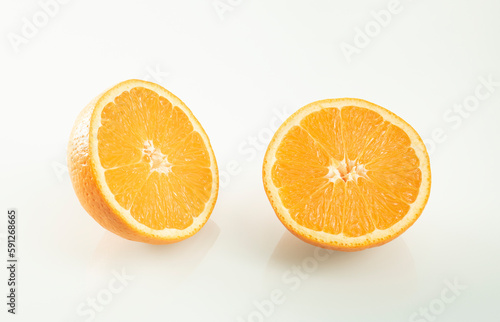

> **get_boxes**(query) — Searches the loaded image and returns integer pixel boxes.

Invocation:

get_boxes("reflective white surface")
[1,0,500,321]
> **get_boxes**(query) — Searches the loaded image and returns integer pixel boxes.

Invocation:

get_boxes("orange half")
[262,98,431,251]
[68,79,218,244]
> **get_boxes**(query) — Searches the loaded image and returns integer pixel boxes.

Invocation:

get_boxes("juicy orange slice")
[262,98,431,251]
[68,80,218,244]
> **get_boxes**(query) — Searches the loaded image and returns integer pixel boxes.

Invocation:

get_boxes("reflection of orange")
[68,80,218,244]
[263,99,431,251]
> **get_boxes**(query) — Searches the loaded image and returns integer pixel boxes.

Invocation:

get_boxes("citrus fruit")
[262,98,431,251]
[68,79,218,244]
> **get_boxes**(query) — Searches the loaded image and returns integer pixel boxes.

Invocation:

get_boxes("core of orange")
[68,79,218,244]
[262,98,431,251]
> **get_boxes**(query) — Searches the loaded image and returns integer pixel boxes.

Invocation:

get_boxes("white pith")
[142,140,173,175]
[263,98,431,248]
[89,80,218,240]
[326,159,368,183]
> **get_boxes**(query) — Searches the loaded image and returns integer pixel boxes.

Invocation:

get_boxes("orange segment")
[262,98,431,251]
[343,180,375,237]
[328,180,346,235]
[275,126,330,169]
[368,168,422,204]
[98,100,144,169]
[341,106,384,161]
[68,79,218,244]
[358,122,412,166]
[172,165,213,201]
[357,178,410,230]
[104,163,151,210]
[300,108,344,161]
[130,172,195,230]
[156,105,195,153]
[168,131,211,167]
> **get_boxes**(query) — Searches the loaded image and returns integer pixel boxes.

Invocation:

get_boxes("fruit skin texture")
[68,80,218,244]
[262,98,431,252]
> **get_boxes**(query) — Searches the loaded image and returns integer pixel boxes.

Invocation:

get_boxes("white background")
[1,0,500,321]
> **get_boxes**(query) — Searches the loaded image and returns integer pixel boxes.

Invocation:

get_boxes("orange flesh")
[271,106,421,237]
[97,87,212,230]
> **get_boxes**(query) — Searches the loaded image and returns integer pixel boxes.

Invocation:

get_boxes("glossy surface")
[1,1,499,321]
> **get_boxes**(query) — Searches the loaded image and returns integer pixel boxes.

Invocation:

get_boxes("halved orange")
[68,79,218,244]
[262,98,431,251]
